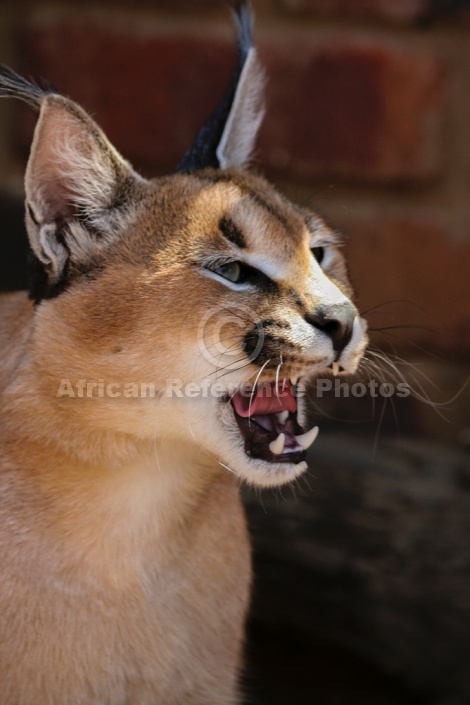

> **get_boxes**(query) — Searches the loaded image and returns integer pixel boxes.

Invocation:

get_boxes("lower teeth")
[269,433,285,455]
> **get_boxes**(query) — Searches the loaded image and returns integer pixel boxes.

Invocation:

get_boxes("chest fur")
[0,448,251,704]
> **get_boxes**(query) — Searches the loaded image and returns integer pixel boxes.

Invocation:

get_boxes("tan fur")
[0,46,368,705]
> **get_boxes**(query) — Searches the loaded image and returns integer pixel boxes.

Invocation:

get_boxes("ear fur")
[0,67,144,301]
[216,46,265,169]
[0,4,264,299]
[177,1,265,173]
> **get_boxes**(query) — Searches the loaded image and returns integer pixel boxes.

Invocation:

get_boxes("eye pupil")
[216,262,242,283]
[312,246,325,264]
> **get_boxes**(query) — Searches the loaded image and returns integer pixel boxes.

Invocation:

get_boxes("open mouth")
[230,379,318,464]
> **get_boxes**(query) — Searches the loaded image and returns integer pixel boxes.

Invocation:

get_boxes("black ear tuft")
[0,66,54,109]
[176,1,264,173]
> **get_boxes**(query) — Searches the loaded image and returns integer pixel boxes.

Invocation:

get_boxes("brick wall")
[0,0,469,439]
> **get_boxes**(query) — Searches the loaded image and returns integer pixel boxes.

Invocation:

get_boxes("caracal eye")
[215,262,243,283]
[311,246,325,265]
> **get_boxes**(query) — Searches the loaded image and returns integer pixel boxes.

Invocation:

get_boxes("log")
[243,433,470,704]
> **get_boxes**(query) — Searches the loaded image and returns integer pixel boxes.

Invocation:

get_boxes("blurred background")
[0,1,469,703]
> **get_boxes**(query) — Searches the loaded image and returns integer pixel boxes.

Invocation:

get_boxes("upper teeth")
[295,425,319,451]
[269,433,285,455]
[331,362,340,376]
[277,410,289,424]
[290,376,299,386]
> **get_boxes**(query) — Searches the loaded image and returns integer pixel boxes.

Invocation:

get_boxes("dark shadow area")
[0,194,29,292]
[244,621,420,705]
[243,431,470,705]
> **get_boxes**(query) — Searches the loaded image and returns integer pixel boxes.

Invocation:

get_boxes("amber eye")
[311,246,325,264]
[215,262,243,283]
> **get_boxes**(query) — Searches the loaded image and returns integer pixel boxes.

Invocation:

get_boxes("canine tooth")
[331,362,340,376]
[277,410,289,424]
[295,426,319,451]
[290,376,299,386]
[269,433,285,455]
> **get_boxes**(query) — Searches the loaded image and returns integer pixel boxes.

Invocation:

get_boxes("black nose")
[306,303,356,355]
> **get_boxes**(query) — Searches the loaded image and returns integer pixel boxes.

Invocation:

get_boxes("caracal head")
[0,3,367,486]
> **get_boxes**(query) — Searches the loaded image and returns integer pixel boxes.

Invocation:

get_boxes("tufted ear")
[177,1,265,173]
[0,67,144,301]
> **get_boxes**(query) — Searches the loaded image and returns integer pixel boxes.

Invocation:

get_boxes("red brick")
[19,20,236,173]
[149,0,224,6]
[341,215,470,353]
[278,0,431,23]
[19,22,445,183]
[258,39,444,182]
[146,0,221,5]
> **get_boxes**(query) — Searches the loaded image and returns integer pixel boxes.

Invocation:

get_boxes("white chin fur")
[148,395,310,487]
[236,458,309,488]
[211,399,310,488]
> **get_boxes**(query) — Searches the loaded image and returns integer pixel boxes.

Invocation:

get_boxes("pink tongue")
[232,380,297,418]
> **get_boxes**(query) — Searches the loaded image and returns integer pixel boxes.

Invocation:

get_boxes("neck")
[2,359,224,532]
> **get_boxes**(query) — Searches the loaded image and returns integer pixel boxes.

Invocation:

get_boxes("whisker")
[186,418,242,484]
[368,348,437,389]
[76,349,126,375]
[360,299,433,317]
[370,329,445,362]
[213,359,254,382]
[364,348,449,420]
[201,355,249,383]
[275,357,283,397]
[201,335,245,354]
[373,397,388,458]
[305,396,376,424]
[249,359,271,420]
[369,324,438,334]
[227,367,261,404]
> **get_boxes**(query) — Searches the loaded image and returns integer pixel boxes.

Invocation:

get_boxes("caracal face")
[40,168,367,487]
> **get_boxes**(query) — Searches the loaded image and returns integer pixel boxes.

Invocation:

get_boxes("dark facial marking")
[28,236,105,305]
[249,192,290,229]
[237,265,278,294]
[27,203,39,225]
[219,216,246,249]
[243,314,296,366]
[243,329,293,366]
[258,318,290,330]
[288,288,306,311]
[197,172,292,230]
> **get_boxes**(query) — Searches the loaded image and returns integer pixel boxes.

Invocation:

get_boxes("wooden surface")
[244,432,470,705]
